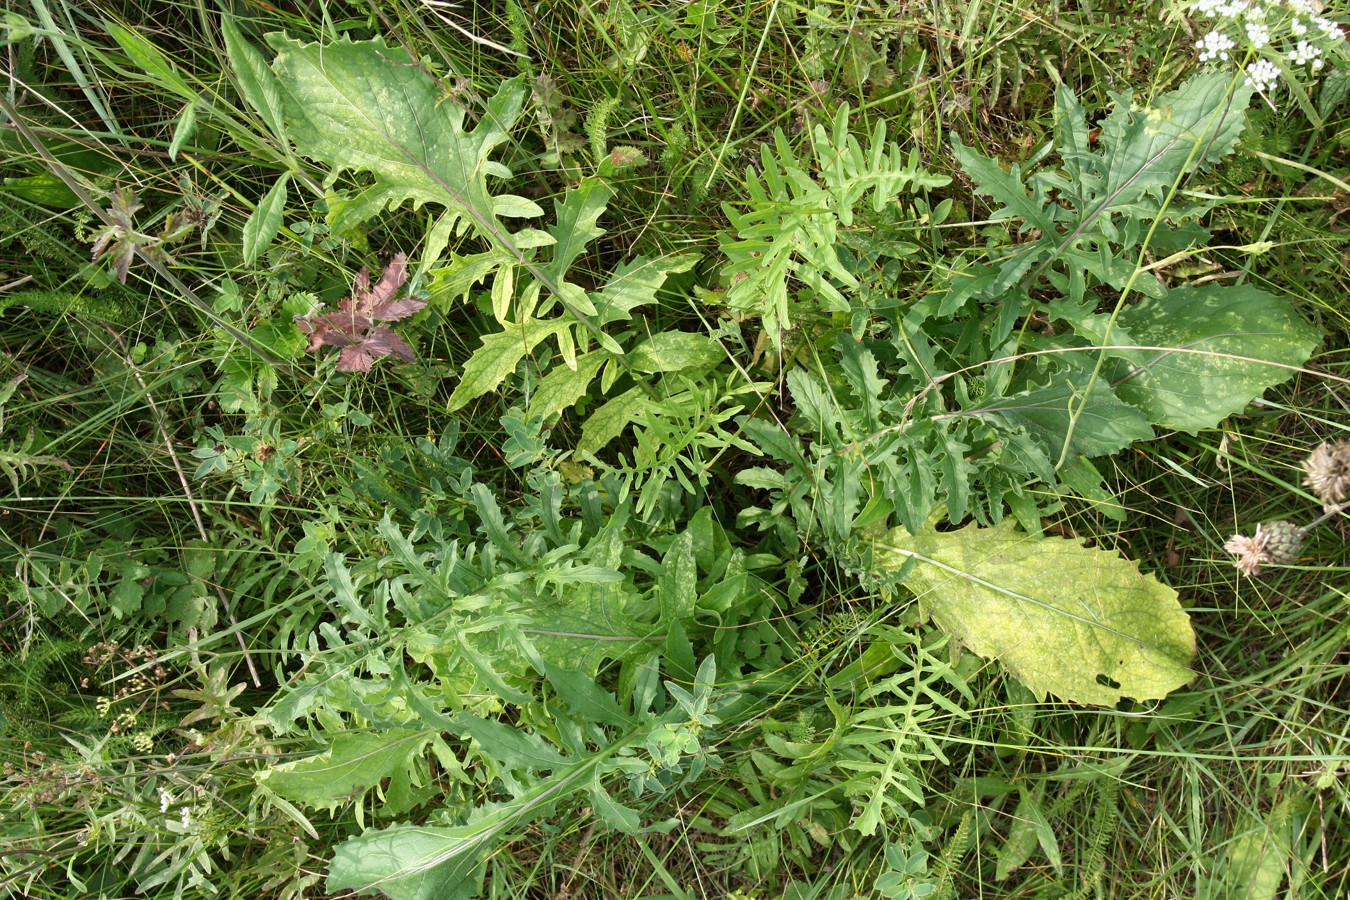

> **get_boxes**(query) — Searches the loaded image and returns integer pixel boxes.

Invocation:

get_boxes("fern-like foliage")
[0,288,140,326]
[736,74,1321,547]
[249,442,787,896]
[719,106,949,349]
[836,628,971,836]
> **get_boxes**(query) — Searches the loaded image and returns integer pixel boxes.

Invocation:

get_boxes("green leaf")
[328,823,486,900]
[578,386,644,454]
[1097,74,1252,207]
[527,349,609,421]
[447,319,568,412]
[658,530,698,621]
[951,136,1060,236]
[871,519,1194,705]
[593,254,699,326]
[996,789,1045,881]
[1104,283,1320,432]
[221,17,288,139]
[265,34,535,255]
[628,331,723,375]
[105,21,196,100]
[255,729,434,813]
[167,100,198,161]
[242,173,289,266]
[540,660,630,727]
[977,375,1154,460]
[1200,799,1296,900]
[545,178,613,282]
[452,714,568,772]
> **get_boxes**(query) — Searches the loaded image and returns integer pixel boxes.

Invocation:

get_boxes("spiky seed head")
[1255,520,1304,564]
[1303,441,1350,507]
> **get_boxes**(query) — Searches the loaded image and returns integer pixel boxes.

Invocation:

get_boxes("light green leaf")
[628,331,722,375]
[530,603,649,681]
[328,823,486,900]
[588,773,642,833]
[447,319,568,412]
[428,248,515,305]
[658,530,697,621]
[105,21,195,100]
[1105,283,1320,432]
[256,729,434,813]
[593,254,698,325]
[265,34,531,256]
[545,178,613,282]
[167,100,198,161]
[242,173,288,266]
[578,386,644,454]
[221,17,288,139]
[527,349,609,421]
[1200,799,1296,900]
[871,519,1194,705]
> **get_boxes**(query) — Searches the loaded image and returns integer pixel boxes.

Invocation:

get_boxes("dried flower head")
[1302,440,1350,507]
[1224,530,1270,576]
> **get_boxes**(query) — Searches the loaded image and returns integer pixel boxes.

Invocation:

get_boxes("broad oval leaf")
[1105,283,1321,432]
[871,519,1194,705]
[265,34,531,256]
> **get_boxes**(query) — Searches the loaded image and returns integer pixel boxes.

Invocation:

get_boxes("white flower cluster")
[1189,0,1344,93]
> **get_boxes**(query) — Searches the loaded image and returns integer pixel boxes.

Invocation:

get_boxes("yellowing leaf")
[447,319,569,411]
[872,520,1194,705]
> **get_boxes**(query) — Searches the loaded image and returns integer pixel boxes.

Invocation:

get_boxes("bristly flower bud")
[1224,520,1305,577]
[1302,440,1350,508]
[1256,520,1304,564]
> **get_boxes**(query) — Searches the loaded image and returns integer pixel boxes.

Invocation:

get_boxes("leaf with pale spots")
[871,519,1194,705]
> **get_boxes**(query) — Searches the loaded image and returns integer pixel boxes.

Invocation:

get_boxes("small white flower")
[1245,21,1272,47]
[1245,57,1282,92]
[1290,39,1322,64]
[1312,16,1341,39]
[180,805,192,829]
[1199,29,1238,61]
[159,787,172,813]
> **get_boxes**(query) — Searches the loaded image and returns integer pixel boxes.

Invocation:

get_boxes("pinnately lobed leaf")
[264,33,536,257]
[871,520,1195,705]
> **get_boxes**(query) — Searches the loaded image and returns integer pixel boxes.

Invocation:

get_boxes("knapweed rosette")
[1189,0,1345,94]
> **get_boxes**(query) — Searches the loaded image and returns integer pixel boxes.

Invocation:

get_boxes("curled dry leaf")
[296,253,427,372]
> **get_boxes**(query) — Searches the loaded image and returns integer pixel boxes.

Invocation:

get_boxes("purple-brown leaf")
[360,326,416,362]
[297,254,423,372]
